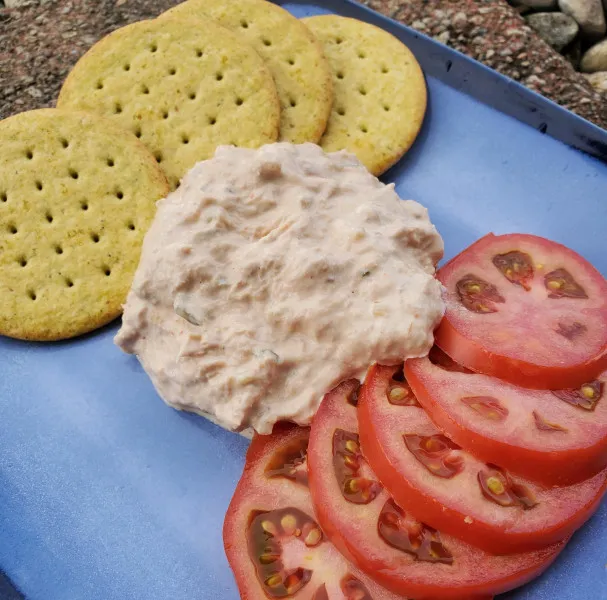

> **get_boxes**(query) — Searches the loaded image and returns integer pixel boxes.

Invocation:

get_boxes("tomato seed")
[345,439,359,453]
[281,514,297,535]
[259,553,279,565]
[261,520,278,536]
[389,387,407,402]
[265,574,282,587]
[304,527,322,547]
[487,476,505,495]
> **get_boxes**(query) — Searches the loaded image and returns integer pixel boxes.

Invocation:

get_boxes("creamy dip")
[115,143,444,434]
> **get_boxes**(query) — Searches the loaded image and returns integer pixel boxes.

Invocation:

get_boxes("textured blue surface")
[1,1,607,599]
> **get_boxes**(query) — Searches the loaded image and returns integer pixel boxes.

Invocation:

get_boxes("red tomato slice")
[358,363,607,555]
[307,379,566,599]
[223,424,408,600]
[405,349,607,486]
[435,233,607,389]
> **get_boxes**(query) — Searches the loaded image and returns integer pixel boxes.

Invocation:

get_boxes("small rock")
[585,72,607,93]
[452,11,467,30]
[526,75,545,86]
[558,0,606,41]
[434,31,450,45]
[581,39,607,72]
[5,0,40,5]
[512,0,557,7]
[26,86,42,99]
[526,12,579,52]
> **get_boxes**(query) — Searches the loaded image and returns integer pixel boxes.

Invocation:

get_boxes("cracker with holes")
[164,0,334,144]
[302,15,427,176]
[0,109,169,341]
[57,18,280,189]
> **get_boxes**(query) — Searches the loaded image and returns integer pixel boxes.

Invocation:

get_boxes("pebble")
[585,72,607,93]
[581,38,607,72]
[513,0,557,7]
[4,0,36,6]
[26,86,43,98]
[452,11,468,29]
[435,31,450,45]
[526,12,579,52]
[558,0,606,41]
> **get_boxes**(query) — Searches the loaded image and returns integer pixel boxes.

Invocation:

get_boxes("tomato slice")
[307,379,566,599]
[223,424,408,600]
[435,233,607,389]
[358,363,607,555]
[405,349,607,486]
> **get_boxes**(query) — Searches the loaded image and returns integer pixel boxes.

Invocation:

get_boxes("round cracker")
[57,18,280,189]
[0,108,169,341]
[302,15,427,176]
[164,0,334,144]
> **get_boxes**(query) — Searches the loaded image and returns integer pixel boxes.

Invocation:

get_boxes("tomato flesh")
[358,363,607,555]
[435,233,607,389]
[405,351,607,486]
[307,379,566,599]
[223,425,407,600]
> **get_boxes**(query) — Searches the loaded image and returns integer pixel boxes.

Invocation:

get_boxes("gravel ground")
[1,0,606,129]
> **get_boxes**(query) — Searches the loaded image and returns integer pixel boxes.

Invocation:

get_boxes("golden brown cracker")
[57,18,280,189]
[303,15,427,176]
[164,0,333,144]
[0,108,169,341]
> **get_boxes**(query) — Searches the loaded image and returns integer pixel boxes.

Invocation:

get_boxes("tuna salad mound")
[115,143,444,434]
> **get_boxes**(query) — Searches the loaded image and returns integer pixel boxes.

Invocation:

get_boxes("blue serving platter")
[1,1,606,599]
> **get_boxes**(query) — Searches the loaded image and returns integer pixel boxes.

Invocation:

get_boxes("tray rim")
[2,2,606,600]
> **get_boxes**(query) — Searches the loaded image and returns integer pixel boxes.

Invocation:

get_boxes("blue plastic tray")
[1,1,606,599]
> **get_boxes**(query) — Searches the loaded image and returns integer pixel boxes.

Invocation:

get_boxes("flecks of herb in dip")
[115,143,444,434]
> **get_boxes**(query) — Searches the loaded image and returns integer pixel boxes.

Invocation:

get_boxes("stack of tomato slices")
[223,233,607,599]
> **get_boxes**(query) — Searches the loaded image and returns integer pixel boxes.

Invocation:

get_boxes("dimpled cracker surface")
[303,15,427,176]
[164,0,333,144]
[0,109,169,341]
[57,18,280,189]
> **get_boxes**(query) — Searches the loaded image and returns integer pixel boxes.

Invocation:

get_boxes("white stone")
[434,31,451,45]
[526,12,579,52]
[4,0,37,6]
[581,39,607,72]
[585,72,607,93]
[513,0,558,8]
[558,0,606,41]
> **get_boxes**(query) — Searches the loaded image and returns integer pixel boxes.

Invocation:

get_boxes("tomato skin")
[436,233,607,390]
[358,363,607,555]
[435,316,607,390]
[308,380,566,599]
[404,358,607,487]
